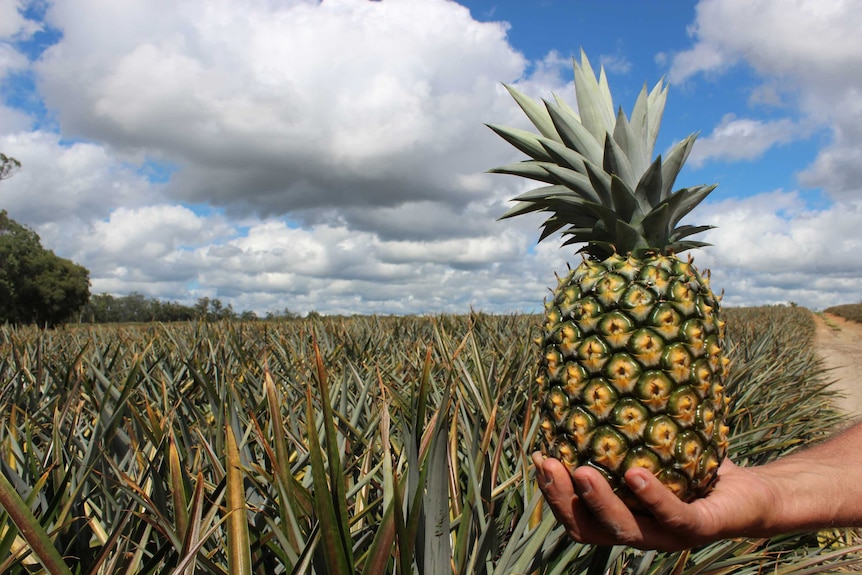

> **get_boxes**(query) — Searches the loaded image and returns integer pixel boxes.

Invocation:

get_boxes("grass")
[824,303,862,324]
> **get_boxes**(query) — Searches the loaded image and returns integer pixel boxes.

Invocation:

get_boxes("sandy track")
[812,312,862,421]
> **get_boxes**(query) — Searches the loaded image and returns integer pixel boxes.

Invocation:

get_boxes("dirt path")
[812,312,862,421]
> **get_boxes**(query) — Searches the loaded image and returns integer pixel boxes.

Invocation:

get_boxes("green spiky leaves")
[489,50,717,259]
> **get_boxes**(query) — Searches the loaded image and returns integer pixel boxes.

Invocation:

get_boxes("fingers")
[571,466,648,545]
[532,454,649,547]
[532,453,712,550]
[532,453,578,526]
[622,467,693,531]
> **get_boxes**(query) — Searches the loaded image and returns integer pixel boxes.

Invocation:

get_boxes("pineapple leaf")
[646,81,669,159]
[610,175,640,223]
[553,92,580,118]
[603,133,638,191]
[544,100,604,166]
[661,133,698,200]
[485,124,555,163]
[422,406,452,573]
[668,240,712,252]
[561,228,614,248]
[305,387,353,575]
[543,165,602,203]
[488,161,558,184]
[498,185,580,221]
[597,65,615,123]
[629,83,652,161]
[509,184,581,203]
[574,51,616,140]
[540,137,590,174]
[636,155,664,215]
[640,203,672,249]
[583,160,614,208]
[498,199,549,221]
[552,197,621,242]
[671,224,715,241]
[543,211,600,242]
[225,423,253,575]
[613,106,647,177]
[0,469,73,575]
[540,219,573,243]
[614,219,648,254]
[492,49,717,254]
[666,184,717,229]
[168,434,190,542]
[503,84,562,142]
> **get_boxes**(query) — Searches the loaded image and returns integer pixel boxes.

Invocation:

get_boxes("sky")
[1,0,861,316]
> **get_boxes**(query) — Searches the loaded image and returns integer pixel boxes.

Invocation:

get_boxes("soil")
[812,311,862,421]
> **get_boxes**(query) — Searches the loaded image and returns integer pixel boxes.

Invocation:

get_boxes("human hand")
[532,452,779,551]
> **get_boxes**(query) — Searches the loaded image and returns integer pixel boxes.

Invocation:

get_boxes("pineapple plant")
[489,52,731,503]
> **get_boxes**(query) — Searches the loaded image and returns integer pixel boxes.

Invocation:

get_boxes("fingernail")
[574,475,591,496]
[631,475,647,491]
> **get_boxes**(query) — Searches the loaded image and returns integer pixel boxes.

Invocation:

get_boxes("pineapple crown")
[488,50,717,260]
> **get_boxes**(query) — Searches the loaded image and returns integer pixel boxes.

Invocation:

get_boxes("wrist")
[738,464,786,538]
[748,458,848,535]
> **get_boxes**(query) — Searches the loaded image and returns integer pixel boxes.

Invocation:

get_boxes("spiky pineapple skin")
[537,252,730,503]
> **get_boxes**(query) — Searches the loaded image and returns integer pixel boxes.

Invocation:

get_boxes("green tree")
[0,153,21,181]
[0,210,91,326]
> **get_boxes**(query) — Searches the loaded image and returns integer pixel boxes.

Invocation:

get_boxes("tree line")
[78,293,302,324]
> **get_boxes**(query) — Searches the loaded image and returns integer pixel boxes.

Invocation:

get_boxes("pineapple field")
[1,306,861,574]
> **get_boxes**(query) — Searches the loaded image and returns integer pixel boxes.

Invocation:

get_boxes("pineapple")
[489,52,730,503]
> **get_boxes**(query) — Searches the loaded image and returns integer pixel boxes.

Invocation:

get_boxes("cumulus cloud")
[599,53,632,75]
[67,204,234,296]
[689,114,801,167]
[670,0,862,85]
[0,0,41,40]
[0,41,27,80]
[34,0,529,235]
[0,130,161,226]
[68,216,553,316]
[667,0,862,200]
[0,0,579,316]
[0,104,31,133]
[694,191,862,309]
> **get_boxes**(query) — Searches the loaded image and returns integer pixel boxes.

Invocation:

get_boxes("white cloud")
[0,0,40,40]
[670,0,862,85]
[0,130,160,226]
[689,114,801,167]
[694,191,862,309]
[599,54,632,75]
[0,41,27,80]
[71,204,235,296]
[34,0,528,233]
[799,145,862,198]
[0,0,579,316]
[668,42,729,84]
[667,0,862,200]
[0,104,31,133]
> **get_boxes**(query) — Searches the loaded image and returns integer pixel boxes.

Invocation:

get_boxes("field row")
[0,307,856,574]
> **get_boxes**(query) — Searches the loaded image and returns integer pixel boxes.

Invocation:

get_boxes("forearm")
[751,421,862,535]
